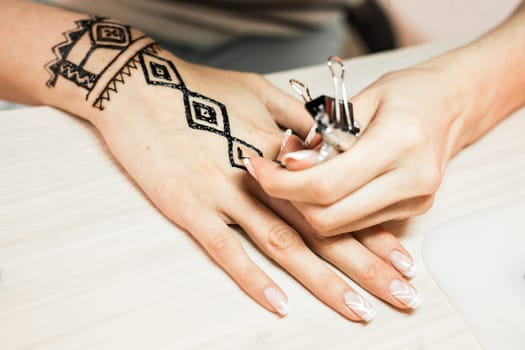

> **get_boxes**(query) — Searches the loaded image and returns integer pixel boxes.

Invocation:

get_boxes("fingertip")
[281,150,319,170]
[389,249,417,278]
[343,290,377,322]
[264,286,290,316]
[278,134,305,159]
[242,157,257,179]
[389,279,423,310]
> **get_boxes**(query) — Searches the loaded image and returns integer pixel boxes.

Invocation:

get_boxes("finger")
[249,119,402,205]
[248,186,419,312]
[260,79,315,138]
[277,137,322,171]
[309,234,422,310]
[323,196,434,236]
[226,193,375,322]
[353,226,417,278]
[185,212,290,316]
[293,170,420,234]
[282,150,319,170]
[277,131,304,159]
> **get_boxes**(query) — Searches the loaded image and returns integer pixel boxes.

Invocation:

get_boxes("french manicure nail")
[280,129,292,152]
[389,279,422,309]
[264,287,290,316]
[304,125,317,147]
[242,157,257,179]
[389,250,417,278]
[343,291,376,322]
[281,150,317,166]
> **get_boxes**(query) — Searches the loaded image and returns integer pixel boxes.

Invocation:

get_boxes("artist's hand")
[84,52,421,320]
[249,65,463,235]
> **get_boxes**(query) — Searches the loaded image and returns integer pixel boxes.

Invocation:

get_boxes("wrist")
[40,16,163,127]
[415,44,506,157]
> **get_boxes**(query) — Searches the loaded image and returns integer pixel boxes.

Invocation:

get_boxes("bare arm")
[427,1,525,154]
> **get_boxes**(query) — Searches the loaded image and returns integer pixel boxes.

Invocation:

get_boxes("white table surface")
[2,40,524,349]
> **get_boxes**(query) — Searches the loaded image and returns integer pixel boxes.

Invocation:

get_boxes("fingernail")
[281,150,317,166]
[389,279,423,309]
[280,128,292,152]
[389,250,417,278]
[242,157,257,179]
[304,125,317,147]
[264,287,290,316]
[343,291,376,322]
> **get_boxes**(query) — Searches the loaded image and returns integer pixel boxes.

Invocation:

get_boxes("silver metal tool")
[289,56,360,163]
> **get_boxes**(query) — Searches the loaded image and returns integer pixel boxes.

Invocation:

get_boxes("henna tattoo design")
[46,17,263,170]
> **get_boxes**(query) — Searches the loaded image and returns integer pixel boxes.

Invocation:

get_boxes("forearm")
[0,1,87,106]
[0,0,192,128]
[420,2,525,153]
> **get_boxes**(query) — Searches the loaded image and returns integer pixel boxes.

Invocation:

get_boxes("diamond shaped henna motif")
[139,51,184,89]
[183,90,263,169]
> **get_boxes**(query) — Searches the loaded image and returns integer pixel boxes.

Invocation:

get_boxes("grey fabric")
[161,17,347,73]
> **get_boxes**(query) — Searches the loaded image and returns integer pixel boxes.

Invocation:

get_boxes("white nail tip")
[389,280,423,309]
[304,125,317,147]
[389,250,417,278]
[282,150,317,163]
[264,287,290,316]
[280,129,293,152]
[242,158,256,179]
[343,291,376,322]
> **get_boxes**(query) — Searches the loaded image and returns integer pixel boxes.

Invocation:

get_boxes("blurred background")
[0,0,522,110]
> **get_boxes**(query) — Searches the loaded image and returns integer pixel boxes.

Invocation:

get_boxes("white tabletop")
[2,40,524,349]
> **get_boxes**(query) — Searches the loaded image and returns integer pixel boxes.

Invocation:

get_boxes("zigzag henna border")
[92,43,161,110]
[45,17,100,87]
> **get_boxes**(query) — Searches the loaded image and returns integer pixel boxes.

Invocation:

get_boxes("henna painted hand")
[42,16,421,321]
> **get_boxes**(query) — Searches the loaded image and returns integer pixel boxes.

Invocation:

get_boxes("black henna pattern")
[46,17,263,170]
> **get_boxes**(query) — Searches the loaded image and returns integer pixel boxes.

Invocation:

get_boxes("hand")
[249,65,463,235]
[14,9,421,320]
[85,48,420,319]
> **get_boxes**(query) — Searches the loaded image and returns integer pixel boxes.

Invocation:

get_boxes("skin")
[0,0,419,321]
[250,1,525,236]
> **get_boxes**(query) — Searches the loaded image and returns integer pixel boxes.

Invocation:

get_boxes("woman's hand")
[0,5,422,320]
[89,52,421,320]
[247,1,525,236]
[249,65,465,235]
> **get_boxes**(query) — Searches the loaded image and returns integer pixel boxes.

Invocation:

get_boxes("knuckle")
[306,210,334,234]
[234,265,260,287]
[267,223,301,252]
[361,260,385,284]
[415,195,435,215]
[398,116,428,151]
[416,166,442,195]
[207,233,236,259]
[424,172,441,194]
